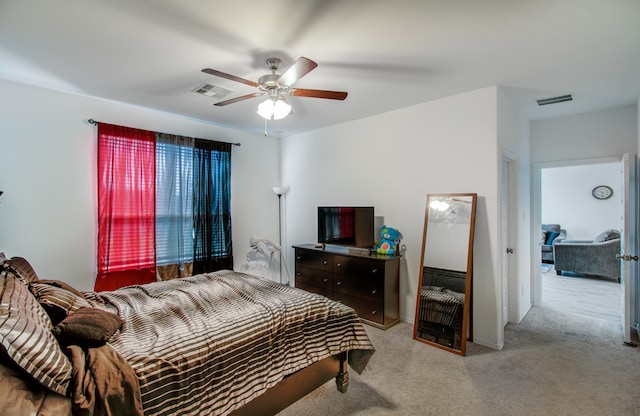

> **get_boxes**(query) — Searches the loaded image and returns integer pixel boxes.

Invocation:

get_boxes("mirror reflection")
[413,193,477,355]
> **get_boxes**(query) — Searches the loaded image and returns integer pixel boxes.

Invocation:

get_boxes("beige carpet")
[278,304,639,415]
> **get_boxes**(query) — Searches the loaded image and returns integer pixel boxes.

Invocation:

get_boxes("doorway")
[533,157,625,326]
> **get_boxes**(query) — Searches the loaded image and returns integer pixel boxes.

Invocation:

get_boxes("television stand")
[293,244,400,330]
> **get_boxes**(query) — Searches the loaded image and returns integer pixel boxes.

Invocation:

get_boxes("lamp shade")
[272,186,288,196]
[257,97,291,120]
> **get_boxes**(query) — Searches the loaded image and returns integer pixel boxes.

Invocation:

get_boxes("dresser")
[293,244,400,330]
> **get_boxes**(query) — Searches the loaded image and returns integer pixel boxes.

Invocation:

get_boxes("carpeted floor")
[278,306,640,416]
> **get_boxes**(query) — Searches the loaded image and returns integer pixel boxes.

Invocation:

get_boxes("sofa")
[553,229,621,281]
[541,224,566,263]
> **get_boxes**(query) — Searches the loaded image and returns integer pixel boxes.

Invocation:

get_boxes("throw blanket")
[96,270,375,416]
[67,344,143,416]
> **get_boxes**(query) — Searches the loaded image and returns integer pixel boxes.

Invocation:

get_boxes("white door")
[500,155,518,325]
[619,154,636,345]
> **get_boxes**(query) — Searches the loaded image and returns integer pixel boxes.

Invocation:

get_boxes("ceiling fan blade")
[202,68,259,88]
[289,88,348,100]
[277,57,318,87]
[214,93,263,106]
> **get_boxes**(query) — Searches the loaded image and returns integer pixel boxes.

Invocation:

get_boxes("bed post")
[335,351,349,393]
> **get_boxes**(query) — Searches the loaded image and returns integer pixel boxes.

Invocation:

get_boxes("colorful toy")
[375,225,403,255]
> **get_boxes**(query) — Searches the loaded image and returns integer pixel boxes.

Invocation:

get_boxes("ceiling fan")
[201,57,348,120]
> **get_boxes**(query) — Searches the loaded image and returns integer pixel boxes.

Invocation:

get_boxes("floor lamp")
[273,186,289,285]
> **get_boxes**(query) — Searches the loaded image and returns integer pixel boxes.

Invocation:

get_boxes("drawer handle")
[336,263,342,267]
[323,278,328,283]
[336,281,342,286]
[296,256,302,260]
[371,289,377,294]
[371,269,378,274]
[323,260,328,265]
[371,310,377,315]
[296,272,301,276]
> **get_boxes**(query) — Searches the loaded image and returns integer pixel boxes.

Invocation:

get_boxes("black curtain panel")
[193,139,233,274]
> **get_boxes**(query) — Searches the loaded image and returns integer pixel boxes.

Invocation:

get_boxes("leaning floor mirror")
[413,193,477,356]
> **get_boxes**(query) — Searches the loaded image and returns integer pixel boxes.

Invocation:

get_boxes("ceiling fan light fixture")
[257,97,291,120]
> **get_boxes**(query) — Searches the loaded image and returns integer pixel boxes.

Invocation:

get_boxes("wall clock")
[592,185,613,200]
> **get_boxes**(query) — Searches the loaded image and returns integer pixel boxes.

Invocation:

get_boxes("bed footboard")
[229,352,348,416]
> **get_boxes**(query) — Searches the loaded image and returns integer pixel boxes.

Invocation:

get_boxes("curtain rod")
[87,119,241,146]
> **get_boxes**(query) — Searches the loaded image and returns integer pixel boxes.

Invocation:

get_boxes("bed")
[0,255,375,416]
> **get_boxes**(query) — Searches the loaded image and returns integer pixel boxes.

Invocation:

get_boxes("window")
[96,123,232,291]
[155,135,194,268]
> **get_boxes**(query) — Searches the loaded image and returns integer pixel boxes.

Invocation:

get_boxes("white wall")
[497,87,532,324]
[281,86,504,349]
[0,80,281,290]
[542,163,622,240]
[531,105,637,164]
[530,104,637,306]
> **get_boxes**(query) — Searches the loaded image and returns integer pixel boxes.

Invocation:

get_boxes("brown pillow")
[53,307,123,348]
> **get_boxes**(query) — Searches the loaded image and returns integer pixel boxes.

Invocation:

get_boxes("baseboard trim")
[472,337,503,351]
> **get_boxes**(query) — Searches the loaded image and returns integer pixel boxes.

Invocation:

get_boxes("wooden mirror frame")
[412,193,477,356]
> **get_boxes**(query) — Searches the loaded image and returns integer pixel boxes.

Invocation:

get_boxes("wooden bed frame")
[230,352,348,416]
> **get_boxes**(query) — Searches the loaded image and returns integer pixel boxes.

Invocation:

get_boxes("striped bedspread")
[418,287,464,335]
[96,270,375,416]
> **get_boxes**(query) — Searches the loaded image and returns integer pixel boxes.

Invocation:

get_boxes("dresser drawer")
[294,265,332,292]
[333,255,383,278]
[333,293,384,325]
[295,248,332,272]
[333,273,384,304]
[295,281,332,299]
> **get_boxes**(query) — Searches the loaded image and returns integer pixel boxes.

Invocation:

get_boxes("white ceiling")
[1,0,639,137]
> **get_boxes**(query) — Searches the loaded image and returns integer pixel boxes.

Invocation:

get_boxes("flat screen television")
[317,206,375,248]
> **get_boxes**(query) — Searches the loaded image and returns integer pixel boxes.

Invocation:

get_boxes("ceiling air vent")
[536,94,573,106]
[192,83,232,99]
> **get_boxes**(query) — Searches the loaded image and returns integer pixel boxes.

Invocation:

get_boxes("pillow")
[541,230,547,244]
[53,307,123,348]
[29,282,92,326]
[545,231,560,245]
[593,229,621,242]
[37,279,86,298]
[0,270,72,395]
[2,256,39,284]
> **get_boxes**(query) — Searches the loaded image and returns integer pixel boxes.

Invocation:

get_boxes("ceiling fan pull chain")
[264,118,268,137]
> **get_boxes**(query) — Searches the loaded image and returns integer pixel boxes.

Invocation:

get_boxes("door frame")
[532,156,624,307]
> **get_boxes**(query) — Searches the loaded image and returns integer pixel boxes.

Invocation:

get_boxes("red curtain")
[96,123,156,291]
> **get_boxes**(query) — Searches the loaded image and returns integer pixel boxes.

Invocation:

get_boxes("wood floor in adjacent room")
[541,264,621,322]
